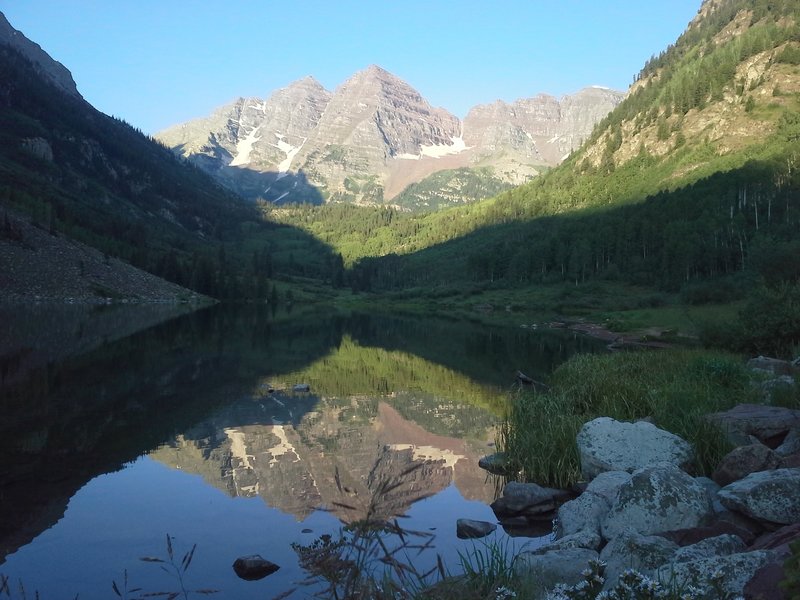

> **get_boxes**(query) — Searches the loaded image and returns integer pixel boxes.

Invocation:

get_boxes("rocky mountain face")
[0,12,81,100]
[156,66,624,207]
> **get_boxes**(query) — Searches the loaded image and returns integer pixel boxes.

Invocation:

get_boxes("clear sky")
[0,1,702,135]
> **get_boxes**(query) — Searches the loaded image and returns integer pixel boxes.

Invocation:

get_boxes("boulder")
[599,532,678,588]
[456,519,496,539]
[658,520,760,547]
[555,491,610,538]
[707,404,800,447]
[693,476,726,514]
[744,524,800,600]
[750,522,800,554]
[513,547,599,597]
[490,481,571,518]
[601,464,713,539]
[781,453,800,468]
[776,428,800,457]
[747,355,794,375]
[292,383,311,392]
[711,443,782,487]
[744,562,789,600]
[671,533,745,563]
[576,417,694,480]
[528,530,603,554]
[583,470,631,503]
[759,375,796,401]
[655,551,773,598]
[232,554,280,580]
[478,452,511,475]
[718,468,800,525]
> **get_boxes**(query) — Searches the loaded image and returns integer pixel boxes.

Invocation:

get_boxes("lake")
[0,303,604,598]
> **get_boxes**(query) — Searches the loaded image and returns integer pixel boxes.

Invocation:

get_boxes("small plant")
[0,574,58,600]
[132,534,218,599]
[456,538,518,598]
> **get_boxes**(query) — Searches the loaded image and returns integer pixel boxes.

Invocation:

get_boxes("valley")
[1,0,800,597]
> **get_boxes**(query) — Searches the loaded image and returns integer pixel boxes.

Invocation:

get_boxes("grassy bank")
[499,348,800,488]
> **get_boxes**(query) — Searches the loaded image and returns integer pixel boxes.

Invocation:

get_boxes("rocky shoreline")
[476,355,800,598]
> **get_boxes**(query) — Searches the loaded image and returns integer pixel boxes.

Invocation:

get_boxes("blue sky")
[0,1,702,134]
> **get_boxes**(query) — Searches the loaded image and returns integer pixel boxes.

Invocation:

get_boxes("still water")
[0,304,604,598]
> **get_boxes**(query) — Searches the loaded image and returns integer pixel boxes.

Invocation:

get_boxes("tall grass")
[499,349,791,488]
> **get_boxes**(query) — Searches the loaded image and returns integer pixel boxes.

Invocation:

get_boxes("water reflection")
[0,303,605,596]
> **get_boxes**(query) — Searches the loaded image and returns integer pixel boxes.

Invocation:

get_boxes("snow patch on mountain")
[418,136,470,159]
[230,126,262,166]
[272,132,306,174]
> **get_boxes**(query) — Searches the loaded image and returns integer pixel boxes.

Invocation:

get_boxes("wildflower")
[494,585,517,599]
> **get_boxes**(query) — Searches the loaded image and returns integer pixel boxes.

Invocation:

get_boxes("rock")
[711,443,782,486]
[583,470,632,503]
[576,417,694,480]
[744,524,800,600]
[490,481,571,518]
[671,533,746,563]
[601,464,714,539]
[655,551,773,598]
[529,530,603,554]
[658,520,760,547]
[743,562,788,600]
[456,519,497,539]
[497,516,554,538]
[232,554,280,580]
[759,375,796,402]
[750,522,800,554]
[21,137,54,162]
[748,355,794,375]
[599,532,678,588]
[707,403,800,447]
[781,453,800,468]
[555,491,610,538]
[478,452,511,475]
[776,428,800,457]
[718,468,800,525]
[513,547,599,597]
[693,476,725,514]
[292,383,311,392]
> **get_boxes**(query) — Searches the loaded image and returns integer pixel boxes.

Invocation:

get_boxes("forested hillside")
[0,42,339,300]
[275,0,800,300]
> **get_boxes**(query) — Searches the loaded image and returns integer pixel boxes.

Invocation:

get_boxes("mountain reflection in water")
[0,304,604,597]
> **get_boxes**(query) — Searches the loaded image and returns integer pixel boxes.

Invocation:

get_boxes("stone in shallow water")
[490,481,571,518]
[232,554,280,580]
[456,518,497,539]
[478,452,510,475]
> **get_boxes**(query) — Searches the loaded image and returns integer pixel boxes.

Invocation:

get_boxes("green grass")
[499,348,798,488]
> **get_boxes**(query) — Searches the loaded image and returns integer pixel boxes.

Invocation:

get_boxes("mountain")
[0,12,340,301]
[156,66,623,208]
[274,0,800,298]
[0,12,81,100]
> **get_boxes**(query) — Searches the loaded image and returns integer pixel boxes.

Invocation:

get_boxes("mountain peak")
[0,11,82,100]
